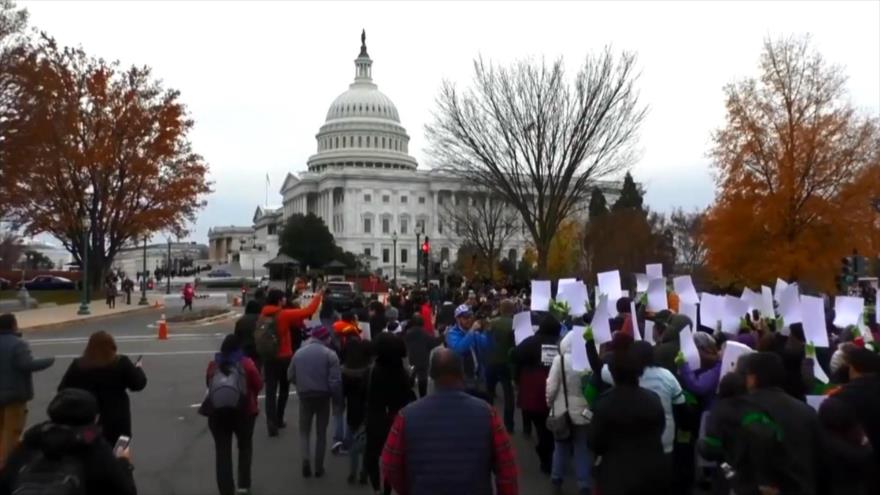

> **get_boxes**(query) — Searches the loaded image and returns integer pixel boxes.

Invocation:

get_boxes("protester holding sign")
[511,315,560,475]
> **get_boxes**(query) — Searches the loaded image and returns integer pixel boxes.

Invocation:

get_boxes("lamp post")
[76,212,91,315]
[416,229,422,287]
[392,231,398,286]
[138,236,149,305]
[166,238,171,295]
[252,233,257,279]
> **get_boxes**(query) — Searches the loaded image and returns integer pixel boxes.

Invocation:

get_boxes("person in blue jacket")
[445,304,492,394]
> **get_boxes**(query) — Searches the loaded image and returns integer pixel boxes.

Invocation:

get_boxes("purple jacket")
[679,360,721,407]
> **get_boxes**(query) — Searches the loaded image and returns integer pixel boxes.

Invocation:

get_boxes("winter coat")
[288,338,342,399]
[653,313,691,373]
[58,355,147,444]
[487,316,514,367]
[546,331,591,425]
[205,352,263,417]
[420,303,435,336]
[403,325,439,375]
[512,327,558,413]
[259,294,322,359]
[587,386,670,495]
[679,360,722,408]
[445,324,491,384]
[828,374,880,490]
[816,404,874,495]
[0,331,54,405]
[0,422,137,495]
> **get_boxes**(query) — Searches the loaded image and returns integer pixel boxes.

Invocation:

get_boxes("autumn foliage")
[703,37,880,292]
[0,35,211,286]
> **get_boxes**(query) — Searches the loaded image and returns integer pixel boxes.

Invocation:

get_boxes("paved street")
[22,307,573,495]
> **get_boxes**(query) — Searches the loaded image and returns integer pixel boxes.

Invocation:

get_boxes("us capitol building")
[209,32,619,280]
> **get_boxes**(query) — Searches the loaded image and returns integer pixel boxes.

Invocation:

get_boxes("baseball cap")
[454,304,473,318]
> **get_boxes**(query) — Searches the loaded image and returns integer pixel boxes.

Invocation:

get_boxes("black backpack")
[11,451,85,495]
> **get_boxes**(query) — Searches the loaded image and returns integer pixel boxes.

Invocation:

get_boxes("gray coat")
[288,338,341,400]
[0,331,55,405]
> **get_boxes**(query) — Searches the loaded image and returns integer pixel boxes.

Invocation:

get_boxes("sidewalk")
[14,293,165,331]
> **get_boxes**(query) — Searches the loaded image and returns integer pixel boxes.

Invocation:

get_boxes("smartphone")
[114,435,131,455]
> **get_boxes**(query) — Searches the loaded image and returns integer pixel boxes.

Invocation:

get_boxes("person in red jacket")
[182,283,195,312]
[260,288,323,436]
[203,334,262,495]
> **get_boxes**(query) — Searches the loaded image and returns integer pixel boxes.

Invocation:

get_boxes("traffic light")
[422,237,429,282]
[841,256,855,286]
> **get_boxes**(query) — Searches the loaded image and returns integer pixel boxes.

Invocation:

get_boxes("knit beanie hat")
[48,388,99,426]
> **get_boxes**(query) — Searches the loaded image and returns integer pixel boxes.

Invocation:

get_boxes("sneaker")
[331,441,344,455]
[315,467,325,478]
[302,462,312,478]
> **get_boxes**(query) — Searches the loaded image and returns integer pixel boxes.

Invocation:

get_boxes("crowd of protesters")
[1,273,879,495]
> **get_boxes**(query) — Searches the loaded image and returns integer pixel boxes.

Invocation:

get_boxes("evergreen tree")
[612,172,643,211]
[588,187,609,219]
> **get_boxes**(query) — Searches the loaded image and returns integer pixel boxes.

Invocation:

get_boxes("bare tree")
[669,208,707,275]
[427,50,646,274]
[440,190,519,277]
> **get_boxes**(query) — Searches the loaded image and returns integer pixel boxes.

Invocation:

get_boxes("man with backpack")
[288,326,342,479]
[256,289,323,437]
[0,388,137,495]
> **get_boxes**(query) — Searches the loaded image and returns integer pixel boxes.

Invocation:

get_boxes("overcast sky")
[21,0,880,244]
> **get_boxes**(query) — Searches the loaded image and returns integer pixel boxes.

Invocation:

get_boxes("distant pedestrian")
[288,325,341,478]
[0,313,55,469]
[487,299,516,432]
[105,277,118,309]
[122,277,134,305]
[382,347,519,495]
[200,334,262,495]
[182,282,195,311]
[234,301,263,366]
[403,314,439,398]
[57,330,147,445]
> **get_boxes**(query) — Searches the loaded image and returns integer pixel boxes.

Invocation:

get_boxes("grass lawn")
[0,290,107,306]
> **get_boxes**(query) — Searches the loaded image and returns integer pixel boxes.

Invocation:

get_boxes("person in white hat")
[444,304,491,392]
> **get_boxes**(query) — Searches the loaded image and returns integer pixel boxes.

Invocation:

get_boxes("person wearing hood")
[0,313,55,468]
[512,315,560,474]
[202,335,262,495]
[654,313,692,373]
[288,326,341,479]
[234,301,263,366]
[0,388,137,495]
[546,330,593,495]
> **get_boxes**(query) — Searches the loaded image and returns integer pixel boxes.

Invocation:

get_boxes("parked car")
[18,275,76,290]
[0,277,11,290]
[206,269,232,278]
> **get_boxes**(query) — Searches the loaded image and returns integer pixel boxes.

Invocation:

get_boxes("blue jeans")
[485,363,515,432]
[551,423,592,489]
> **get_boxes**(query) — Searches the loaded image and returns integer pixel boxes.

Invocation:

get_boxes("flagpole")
[265,173,269,208]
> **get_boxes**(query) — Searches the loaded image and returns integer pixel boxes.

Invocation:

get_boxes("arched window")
[358,136,362,147]
[335,137,339,148]
[382,137,386,148]
[342,136,347,148]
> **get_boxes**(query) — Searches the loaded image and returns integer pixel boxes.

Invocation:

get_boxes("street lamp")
[76,210,91,315]
[392,231,398,286]
[416,227,422,287]
[252,233,257,279]
[138,236,149,305]
[166,238,171,295]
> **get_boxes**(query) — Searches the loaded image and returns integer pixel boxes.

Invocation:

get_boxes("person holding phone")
[57,331,147,445]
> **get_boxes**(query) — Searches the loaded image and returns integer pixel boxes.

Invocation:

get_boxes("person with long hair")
[363,331,414,495]
[57,331,147,445]
[202,334,262,495]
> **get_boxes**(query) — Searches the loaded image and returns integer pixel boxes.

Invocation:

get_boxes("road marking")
[188,391,297,408]
[55,350,217,359]
[28,333,225,345]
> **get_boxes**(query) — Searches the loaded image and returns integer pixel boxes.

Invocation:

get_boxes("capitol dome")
[308,31,417,173]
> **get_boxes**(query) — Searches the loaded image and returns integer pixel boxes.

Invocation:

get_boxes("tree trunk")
[536,242,551,278]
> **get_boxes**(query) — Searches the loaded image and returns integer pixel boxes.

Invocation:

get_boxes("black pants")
[208,411,255,495]
[264,357,291,430]
[522,410,553,473]
[364,422,392,494]
[486,363,515,432]
[183,300,193,311]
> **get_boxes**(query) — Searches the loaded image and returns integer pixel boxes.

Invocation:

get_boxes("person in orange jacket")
[259,288,323,436]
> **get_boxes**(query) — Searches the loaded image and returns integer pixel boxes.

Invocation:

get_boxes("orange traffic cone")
[157,314,168,340]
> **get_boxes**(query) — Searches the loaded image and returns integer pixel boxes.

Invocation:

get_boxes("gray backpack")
[207,364,247,411]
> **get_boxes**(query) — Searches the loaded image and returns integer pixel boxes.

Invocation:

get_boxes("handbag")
[545,345,573,441]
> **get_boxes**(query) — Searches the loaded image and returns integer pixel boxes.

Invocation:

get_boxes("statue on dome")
[359,29,369,57]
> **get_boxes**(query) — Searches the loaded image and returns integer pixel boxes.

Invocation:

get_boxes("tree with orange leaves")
[702,36,880,292]
[0,35,212,288]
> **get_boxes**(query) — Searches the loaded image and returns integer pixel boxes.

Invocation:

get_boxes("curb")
[163,310,239,327]
[20,305,161,333]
